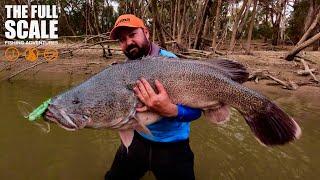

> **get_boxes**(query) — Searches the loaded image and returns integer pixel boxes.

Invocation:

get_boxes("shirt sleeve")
[174,104,202,122]
[159,49,178,58]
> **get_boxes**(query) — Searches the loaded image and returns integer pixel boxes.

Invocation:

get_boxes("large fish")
[44,57,301,148]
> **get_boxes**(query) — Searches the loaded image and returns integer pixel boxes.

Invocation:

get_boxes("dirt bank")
[0,43,319,93]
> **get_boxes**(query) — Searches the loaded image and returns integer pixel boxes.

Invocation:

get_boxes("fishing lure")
[27,98,51,121]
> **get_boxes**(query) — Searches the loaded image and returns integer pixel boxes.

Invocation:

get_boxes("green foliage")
[56,0,118,35]
[287,0,309,43]
[256,22,273,40]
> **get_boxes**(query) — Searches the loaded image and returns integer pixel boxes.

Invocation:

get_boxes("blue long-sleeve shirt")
[138,48,202,142]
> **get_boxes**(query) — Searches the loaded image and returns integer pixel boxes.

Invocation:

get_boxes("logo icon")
[43,48,59,62]
[4,46,20,61]
[25,47,38,62]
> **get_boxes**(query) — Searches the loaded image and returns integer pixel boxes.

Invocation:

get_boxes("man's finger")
[140,78,156,96]
[133,86,146,103]
[136,80,149,99]
[155,79,166,94]
[136,106,148,112]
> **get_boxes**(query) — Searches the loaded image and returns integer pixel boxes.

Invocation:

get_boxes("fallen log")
[249,69,298,90]
[296,57,319,82]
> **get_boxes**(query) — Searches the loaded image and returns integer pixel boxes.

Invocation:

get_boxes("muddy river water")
[0,76,319,180]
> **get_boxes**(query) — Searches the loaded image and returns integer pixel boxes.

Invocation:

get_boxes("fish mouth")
[44,105,91,131]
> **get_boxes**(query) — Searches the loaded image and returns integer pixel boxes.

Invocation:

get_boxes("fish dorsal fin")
[202,59,249,83]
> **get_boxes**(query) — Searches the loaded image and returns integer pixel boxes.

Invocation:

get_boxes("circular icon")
[25,47,38,62]
[4,47,20,61]
[43,48,59,62]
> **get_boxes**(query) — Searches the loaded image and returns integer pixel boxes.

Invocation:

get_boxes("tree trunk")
[59,0,76,36]
[177,0,188,44]
[279,6,286,43]
[170,0,174,35]
[297,10,320,45]
[246,0,258,54]
[237,0,252,40]
[172,0,178,39]
[312,39,319,51]
[263,7,268,42]
[285,32,320,61]
[272,0,286,46]
[193,0,213,49]
[211,0,222,51]
[87,2,95,35]
[203,17,209,38]
[150,0,166,48]
[229,0,248,52]
[304,0,319,33]
[160,0,164,23]
[92,0,101,34]
[152,22,156,42]
[193,0,204,35]
[177,0,181,37]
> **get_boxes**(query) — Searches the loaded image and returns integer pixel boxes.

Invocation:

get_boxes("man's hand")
[133,78,178,117]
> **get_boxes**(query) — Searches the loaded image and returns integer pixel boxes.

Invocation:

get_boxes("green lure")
[27,98,51,121]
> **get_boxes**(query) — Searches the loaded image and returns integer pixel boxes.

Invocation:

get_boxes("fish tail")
[242,102,301,146]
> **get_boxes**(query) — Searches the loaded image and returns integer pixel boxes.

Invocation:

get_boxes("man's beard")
[124,37,150,60]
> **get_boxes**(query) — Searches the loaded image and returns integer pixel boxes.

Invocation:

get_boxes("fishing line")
[17,100,51,133]
[33,121,51,133]
[17,100,35,118]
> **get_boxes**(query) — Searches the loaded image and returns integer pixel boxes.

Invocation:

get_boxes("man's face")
[117,27,150,60]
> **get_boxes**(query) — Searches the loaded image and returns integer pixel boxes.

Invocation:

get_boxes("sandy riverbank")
[1,43,319,95]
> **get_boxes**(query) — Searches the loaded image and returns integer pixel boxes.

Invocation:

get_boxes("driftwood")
[266,75,299,90]
[165,41,220,57]
[59,41,122,57]
[59,33,110,40]
[295,57,319,82]
[175,53,203,59]
[297,69,316,75]
[182,49,213,57]
[57,34,117,57]
[284,31,320,61]
[249,69,298,90]
[295,55,317,64]
[2,60,48,81]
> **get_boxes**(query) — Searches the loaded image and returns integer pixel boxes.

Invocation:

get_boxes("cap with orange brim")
[110,14,147,40]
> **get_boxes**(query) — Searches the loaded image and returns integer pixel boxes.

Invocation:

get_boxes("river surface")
[0,77,319,180]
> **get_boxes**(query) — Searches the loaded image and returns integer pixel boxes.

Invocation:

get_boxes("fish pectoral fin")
[134,122,152,136]
[135,112,160,125]
[133,115,153,136]
[204,105,230,124]
[118,130,134,151]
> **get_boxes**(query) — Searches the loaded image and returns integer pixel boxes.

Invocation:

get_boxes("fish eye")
[72,99,80,104]
[83,115,89,120]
